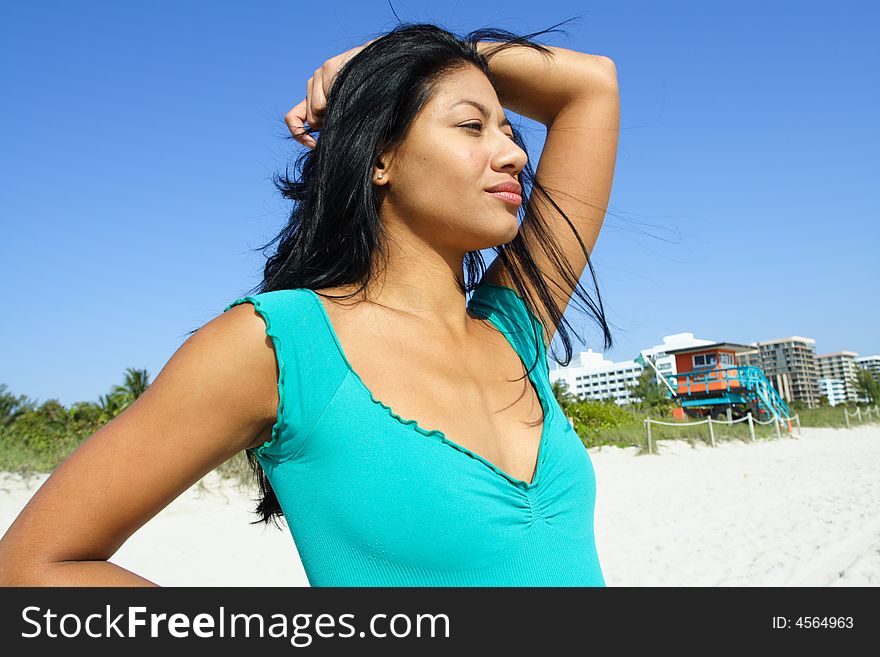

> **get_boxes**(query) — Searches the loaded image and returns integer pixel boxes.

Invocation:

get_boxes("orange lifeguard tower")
[641,342,792,422]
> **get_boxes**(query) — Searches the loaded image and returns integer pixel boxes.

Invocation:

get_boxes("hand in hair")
[285,39,378,150]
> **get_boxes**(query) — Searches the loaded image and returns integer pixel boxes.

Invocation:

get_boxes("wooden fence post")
[747,413,756,442]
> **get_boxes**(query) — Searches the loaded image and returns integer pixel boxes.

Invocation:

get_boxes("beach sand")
[592,424,880,586]
[1,424,877,586]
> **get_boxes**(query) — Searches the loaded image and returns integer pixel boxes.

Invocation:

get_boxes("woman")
[0,21,619,586]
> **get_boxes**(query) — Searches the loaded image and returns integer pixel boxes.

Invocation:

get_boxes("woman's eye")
[460,123,516,141]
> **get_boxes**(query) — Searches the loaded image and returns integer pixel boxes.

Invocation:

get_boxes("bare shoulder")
[200,301,282,446]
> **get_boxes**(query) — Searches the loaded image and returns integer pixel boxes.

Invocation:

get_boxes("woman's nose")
[494,138,527,173]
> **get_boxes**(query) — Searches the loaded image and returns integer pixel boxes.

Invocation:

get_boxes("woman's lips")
[487,191,522,206]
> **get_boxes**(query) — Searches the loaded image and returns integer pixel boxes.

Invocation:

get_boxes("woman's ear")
[372,150,395,185]
[373,160,388,185]
[372,138,401,186]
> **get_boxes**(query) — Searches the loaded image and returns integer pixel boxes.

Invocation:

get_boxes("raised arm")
[477,41,620,346]
[0,303,280,586]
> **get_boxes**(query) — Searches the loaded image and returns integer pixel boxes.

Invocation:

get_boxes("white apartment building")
[817,378,848,406]
[816,351,859,404]
[549,332,714,405]
[855,355,880,380]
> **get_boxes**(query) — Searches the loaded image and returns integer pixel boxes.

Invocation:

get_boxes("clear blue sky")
[2,0,877,406]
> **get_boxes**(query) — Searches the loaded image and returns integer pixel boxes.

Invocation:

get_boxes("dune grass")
[1,392,876,493]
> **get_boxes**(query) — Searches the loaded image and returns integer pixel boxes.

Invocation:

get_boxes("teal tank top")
[223,281,605,586]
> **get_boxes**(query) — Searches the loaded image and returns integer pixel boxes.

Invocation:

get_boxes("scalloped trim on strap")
[348,367,446,439]
[223,296,288,462]
[303,289,447,441]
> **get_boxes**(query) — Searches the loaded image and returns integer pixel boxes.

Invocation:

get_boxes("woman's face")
[374,65,528,254]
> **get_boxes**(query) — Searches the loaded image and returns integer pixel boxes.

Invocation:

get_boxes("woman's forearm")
[5,560,160,587]
[476,41,618,126]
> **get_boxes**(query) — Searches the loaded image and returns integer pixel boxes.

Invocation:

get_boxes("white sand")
[1,424,878,586]
[0,470,307,587]
[592,424,880,586]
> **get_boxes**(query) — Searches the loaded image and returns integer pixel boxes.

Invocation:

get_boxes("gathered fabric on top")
[223,281,604,586]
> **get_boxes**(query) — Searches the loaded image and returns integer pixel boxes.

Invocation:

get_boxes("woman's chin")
[484,222,520,248]
[501,213,520,241]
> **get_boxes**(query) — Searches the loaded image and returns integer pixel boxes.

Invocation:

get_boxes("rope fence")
[844,404,880,428]
[644,412,800,455]
[644,403,880,454]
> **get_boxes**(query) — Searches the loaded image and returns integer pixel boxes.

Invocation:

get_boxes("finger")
[284,99,307,139]
[285,99,315,148]
[307,69,327,131]
[311,67,327,121]
[305,76,319,131]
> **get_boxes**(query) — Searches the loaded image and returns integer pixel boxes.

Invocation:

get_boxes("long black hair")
[230,20,614,527]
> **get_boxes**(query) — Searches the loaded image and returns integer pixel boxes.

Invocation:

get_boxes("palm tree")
[0,383,36,427]
[551,380,578,413]
[118,367,150,399]
[97,391,126,422]
[854,369,879,404]
[97,368,152,422]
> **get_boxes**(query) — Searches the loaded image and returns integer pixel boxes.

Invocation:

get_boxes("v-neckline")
[303,287,550,491]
